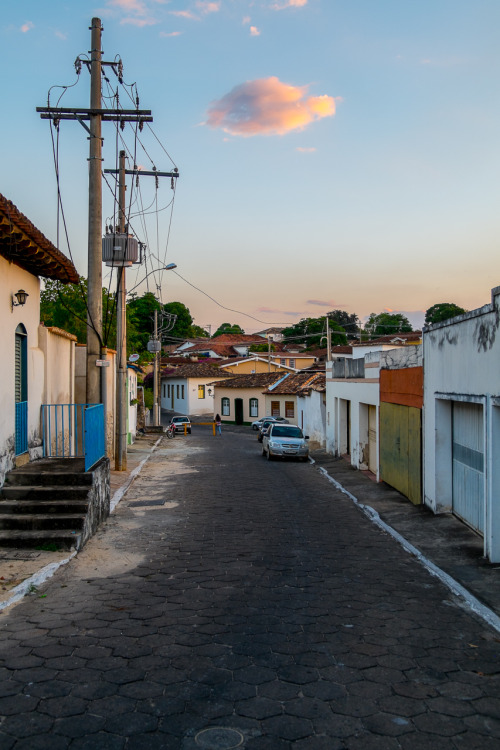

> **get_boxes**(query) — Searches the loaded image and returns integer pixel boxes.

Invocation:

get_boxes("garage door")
[452,402,484,534]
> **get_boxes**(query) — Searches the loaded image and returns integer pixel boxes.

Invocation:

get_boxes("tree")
[425,302,467,325]
[213,323,245,337]
[127,292,161,352]
[326,310,360,336]
[282,316,347,349]
[41,277,121,348]
[249,343,276,353]
[365,312,413,338]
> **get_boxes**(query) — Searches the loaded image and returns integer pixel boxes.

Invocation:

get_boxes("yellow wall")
[222,360,288,375]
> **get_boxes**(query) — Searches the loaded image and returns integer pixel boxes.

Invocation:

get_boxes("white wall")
[0,258,42,484]
[298,391,326,449]
[423,287,500,561]
[325,376,380,478]
[263,394,298,425]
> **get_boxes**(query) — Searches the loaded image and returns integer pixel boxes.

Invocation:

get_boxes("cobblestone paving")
[0,427,499,749]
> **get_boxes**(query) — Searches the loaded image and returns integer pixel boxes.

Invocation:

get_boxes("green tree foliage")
[425,302,467,325]
[365,312,413,338]
[282,316,347,349]
[162,301,194,339]
[213,323,245,337]
[127,292,161,352]
[327,310,360,335]
[40,278,121,348]
[190,324,210,337]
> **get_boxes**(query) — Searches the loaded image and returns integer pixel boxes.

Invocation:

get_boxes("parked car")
[262,423,309,462]
[169,416,192,434]
[251,416,289,431]
[257,419,275,443]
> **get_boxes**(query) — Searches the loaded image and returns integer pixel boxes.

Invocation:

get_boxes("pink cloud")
[272,0,308,9]
[196,1,221,12]
[109,0,147,11]
[20,21,34,33]
[250,26,261,36]
[296,146,316,153]
[170,9,198,19]
[160,30,183,37]
[121,16,158,26]
[206,76,336,137]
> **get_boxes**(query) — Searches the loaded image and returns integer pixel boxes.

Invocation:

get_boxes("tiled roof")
[263,372,324,395]
[211,333,268,344]
[210,372,284,389]
[0,193,79,283]
[161,363,232,379]
[353,333,422,347]
[330,345,353,355]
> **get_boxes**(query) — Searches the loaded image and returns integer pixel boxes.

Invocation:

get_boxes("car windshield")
[173,418,188,423]
[271,426,303,438]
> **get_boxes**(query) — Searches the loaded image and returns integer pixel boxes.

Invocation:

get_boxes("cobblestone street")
[0,426,499,749]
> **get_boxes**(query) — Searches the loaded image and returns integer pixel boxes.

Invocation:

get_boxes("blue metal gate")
[42,404,105,471]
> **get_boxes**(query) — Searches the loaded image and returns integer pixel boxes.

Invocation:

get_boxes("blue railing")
[15,401,28,456]
[84,404,105,471]
[41,404,105,471]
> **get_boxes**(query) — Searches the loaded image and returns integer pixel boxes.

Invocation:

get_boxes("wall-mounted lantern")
[11,289,29,311]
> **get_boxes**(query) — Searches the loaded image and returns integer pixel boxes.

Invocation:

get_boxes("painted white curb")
[313,460,500,635]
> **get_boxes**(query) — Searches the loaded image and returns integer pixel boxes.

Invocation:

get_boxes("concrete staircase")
[0,458,91,551]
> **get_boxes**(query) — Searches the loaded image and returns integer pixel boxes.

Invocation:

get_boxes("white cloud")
[271,0,308,10]
[296,146,316,153]
[160,30,183,37]
[20,21,34,33]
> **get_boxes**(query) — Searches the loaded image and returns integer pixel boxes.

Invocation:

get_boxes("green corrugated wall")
[380,402,422,504]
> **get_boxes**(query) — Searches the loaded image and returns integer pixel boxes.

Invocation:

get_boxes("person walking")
[215,413,222,436]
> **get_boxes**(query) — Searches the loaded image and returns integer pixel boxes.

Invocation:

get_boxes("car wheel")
[266,449,273,461]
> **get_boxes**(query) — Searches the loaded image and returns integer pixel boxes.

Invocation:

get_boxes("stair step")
[0,486,90,501]
[0,514,85,531]
[0,530,82,550]
[4,459,91,487]
[0,500,89,515]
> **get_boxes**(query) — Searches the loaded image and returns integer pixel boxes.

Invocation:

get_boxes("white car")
[251,416,289,431]
[169,416,192,434]
[262,423,309,462]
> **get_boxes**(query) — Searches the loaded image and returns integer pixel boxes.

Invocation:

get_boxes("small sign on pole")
[96,359,110,367]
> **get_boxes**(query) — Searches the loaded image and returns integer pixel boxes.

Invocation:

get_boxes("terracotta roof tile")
[210,372,284,389]
[0,193,79,283]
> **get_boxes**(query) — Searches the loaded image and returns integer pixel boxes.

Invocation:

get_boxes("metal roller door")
[452,401,484,534]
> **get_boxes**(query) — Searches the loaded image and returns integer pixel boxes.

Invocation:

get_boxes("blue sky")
[1,1,499,334]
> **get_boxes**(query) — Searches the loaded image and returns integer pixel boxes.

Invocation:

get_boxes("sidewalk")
[311,449,500,625]
[0,432,162,610]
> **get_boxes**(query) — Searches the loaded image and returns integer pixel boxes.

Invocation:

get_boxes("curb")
[311,458,500,635]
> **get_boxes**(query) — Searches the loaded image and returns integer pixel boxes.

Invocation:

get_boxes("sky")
[1,0,499,335]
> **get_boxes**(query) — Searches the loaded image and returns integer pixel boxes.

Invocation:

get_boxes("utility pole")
[87,17,103,406]
[37,17,153,409]
[153,310,159,426]
[326,315,332,362]
[115,149,127,469]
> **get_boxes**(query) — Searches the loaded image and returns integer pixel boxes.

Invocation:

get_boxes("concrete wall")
[264,394,298,425]
[0,259,43,485]
[325,375,380,478]
[423,286,500,561]
[74,345,116,460]
[298,391,326,449]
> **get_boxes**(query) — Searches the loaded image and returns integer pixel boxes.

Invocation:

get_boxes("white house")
[423,286,500,562]
[160,363,231,416]
[325,354,380,477]
[296,374,326,449]
[0,193,79,485]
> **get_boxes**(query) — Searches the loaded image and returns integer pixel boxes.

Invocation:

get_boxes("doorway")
[235,398,244,425]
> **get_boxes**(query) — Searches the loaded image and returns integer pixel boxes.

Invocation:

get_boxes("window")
[222,397,230,416]
[167,384,171,397]
[198,384,205,399]
[289,359,295,368]
[280,358,286,366]
[271,401,280,417]
[181,385,185,399]
[162,385,166,398]
[176,384,180,399]
[285,401,294,418]
[249,398,258,417]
